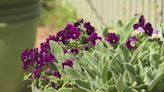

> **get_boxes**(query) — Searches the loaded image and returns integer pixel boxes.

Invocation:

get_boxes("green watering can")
[0,0,41,92]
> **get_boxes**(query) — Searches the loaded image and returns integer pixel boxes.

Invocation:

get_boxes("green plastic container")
[0,0,41,92]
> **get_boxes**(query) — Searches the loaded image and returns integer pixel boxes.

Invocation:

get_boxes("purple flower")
[89,32,102,46]
[51,82,59,89]
[84,22,95,35]
[125,36,137,49]
[151,30,161,39]
[45,52,55,63]
[21,48,39,71]
[56,30,65,41]
[133,15,145,30]
[53,71,61,78]
[74,19,84,27]
[70,48,79,55]
[62,59,73,69]
[56,24,81,43]
[68,26,80,39]
[56,30,69,44]
[33,67,42,79]
[62,47,68,54]
[139,15,145,26]
[106,33,119,45]
[40,42,50,53]
[46,35,57,43]
[65,23,74,31]
[39,42,55,63]
[144,23,153,36]
[37,61,44,68]
[82,44,88,50]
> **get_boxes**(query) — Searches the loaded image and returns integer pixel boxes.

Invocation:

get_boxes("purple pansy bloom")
[144,23,153,36]
[68,26,80,39]
[37,61,44,68]
[65,23,74,31]
[139,15,145,26]
[62,59,73,69]
[56,30,69,44]
[46,35,57,43]
[89,32,102,46]
[106,33,119,45]
[56,30,65,41]
[33,67,42,79]
[82,44,88,50]
[125,36,137,49]
[45,52,55,63]
[70,48,79,55]
[51,82,59,89]
[40,42,55,63]
[84,22,95,35]
[152,30,161,39]
[21,48,39,71]
[62,47,68,54]
[40,42,50,53]
[53,71,61,78]
[133,15,145,30]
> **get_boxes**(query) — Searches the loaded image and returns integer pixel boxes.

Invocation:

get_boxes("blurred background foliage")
[40,0,77,29]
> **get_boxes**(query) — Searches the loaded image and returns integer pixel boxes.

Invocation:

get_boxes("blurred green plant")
[40,0,77,29]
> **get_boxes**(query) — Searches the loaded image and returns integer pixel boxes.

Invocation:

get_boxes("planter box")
[0,0,41,92]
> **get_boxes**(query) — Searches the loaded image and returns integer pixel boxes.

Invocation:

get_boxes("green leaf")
[44,87,57,92]
[75,79,91,90]
[102,26,108,37]
[154,81,164,92]
[121,15,140,43]
[107,78,115,86]
[95,40,106,53]
[147,68,164,92]
[116,45,130,62]
[160,24,164,41]
[159,61,164,68]
[72,87,90,92]
[50,41,63,61]
[101,61,110,83]
[107,85,117,92]
[24,73,32,80]
[64,67,83,80]
[124,63,136,75]
[109,65,119,81]
[149,53,161,68]
[57,88,73,92]
[83,51,99,70]
[116,75,124,92]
